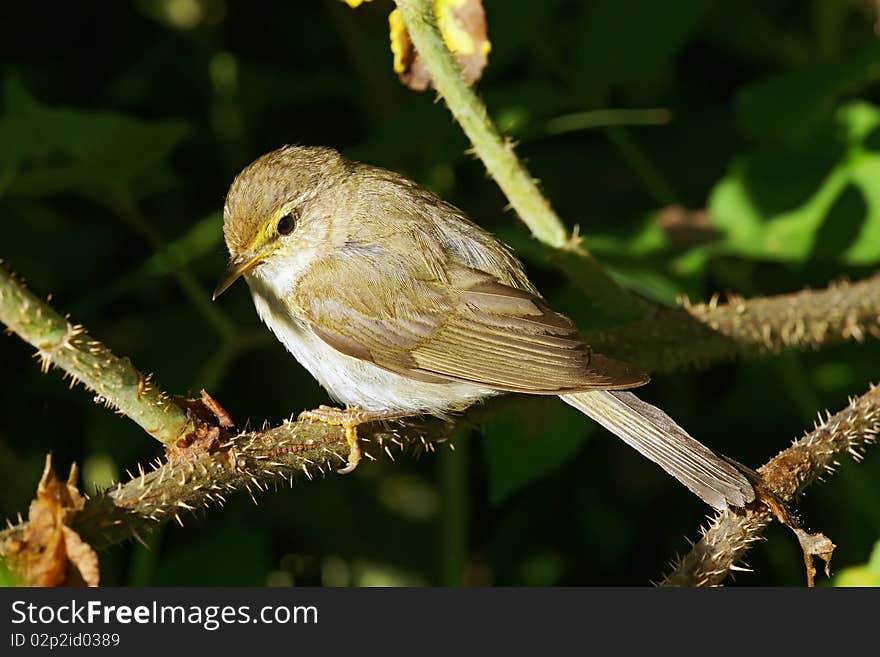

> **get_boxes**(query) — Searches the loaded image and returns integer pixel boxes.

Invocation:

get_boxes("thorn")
[130,528,150,549]
[729,564,753,573]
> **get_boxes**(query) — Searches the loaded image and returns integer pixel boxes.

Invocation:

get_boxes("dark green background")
[2,0,879,586]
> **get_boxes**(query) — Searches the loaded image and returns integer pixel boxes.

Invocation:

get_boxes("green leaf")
[833,541,880,587]
[483,397,592,505]
[585,219,708,305]
[0,76,189,202]
[0,558,18,587]
[709,101,880,265]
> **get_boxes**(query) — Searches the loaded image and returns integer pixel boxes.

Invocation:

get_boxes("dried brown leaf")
[5,454,99,587]
[168,390,235,460]
[793,528,836,587]
[61,526,100,587]
[390,0,490,91]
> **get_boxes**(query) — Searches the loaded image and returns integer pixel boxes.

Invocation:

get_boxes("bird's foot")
[297,405,407,474]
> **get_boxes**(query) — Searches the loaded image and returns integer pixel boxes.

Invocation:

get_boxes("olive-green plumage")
[215,145,755,509]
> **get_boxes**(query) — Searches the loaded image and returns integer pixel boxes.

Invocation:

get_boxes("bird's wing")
[293,254,648,394]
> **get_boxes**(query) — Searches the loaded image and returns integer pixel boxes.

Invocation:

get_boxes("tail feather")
[561,390,755,510]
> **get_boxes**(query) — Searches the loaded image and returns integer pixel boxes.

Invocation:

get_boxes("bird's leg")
[297,405,410,474]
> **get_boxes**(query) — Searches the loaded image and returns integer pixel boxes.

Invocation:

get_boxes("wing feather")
[294,255,648,393]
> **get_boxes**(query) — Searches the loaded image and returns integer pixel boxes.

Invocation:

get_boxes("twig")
[0,416,449,554]
[661,383,880,587]
[0,263,190,446]
[544,108,672,135]
[587,272,880,372]
[3,262,879,582]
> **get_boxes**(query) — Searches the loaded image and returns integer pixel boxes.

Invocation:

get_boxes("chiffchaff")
[213,146,754,509]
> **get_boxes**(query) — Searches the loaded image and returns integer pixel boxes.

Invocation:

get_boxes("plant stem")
[394,0,568,248]
[661,382,880,586]
[545,108,671,135]
[0,263,190,446]
[393,0,639,317]
[0,415,453,555]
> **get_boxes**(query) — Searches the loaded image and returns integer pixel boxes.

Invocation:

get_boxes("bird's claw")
[297,406,364,474]
[297,405,411,474]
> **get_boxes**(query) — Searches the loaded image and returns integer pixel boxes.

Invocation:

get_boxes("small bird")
[213,145,755,510]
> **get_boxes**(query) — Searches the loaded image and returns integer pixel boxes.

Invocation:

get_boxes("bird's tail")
[560,390,755,510]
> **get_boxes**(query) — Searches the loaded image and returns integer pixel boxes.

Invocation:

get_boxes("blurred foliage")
[484,398,592,505]
[0,77,188,204]
[710,101,880,264]
[1,0,879,586]
[833,540,880,586]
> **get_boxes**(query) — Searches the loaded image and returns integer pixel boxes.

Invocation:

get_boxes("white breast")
[246,270,495,415]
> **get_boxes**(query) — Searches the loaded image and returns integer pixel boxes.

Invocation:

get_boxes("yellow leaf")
[389,9,409,75]
[388,0,491,91]
[436,0,491,58]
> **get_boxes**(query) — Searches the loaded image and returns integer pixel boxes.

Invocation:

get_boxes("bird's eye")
[277,212,298,235]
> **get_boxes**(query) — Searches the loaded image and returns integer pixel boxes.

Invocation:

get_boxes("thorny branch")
[0,264,191,446]
[367,4,880,586]
[2,256,880,583]
[588,272,880,372]
[1,1,876,587]
[0,415,450,557]
[661,383,880,587]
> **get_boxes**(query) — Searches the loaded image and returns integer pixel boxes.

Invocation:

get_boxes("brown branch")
[660,383,880,587]
[0,415,451,555]
[587,272,880,372]
[3,262,879,583]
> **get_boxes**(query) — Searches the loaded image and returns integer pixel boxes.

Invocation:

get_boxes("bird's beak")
[212,253,263,300]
